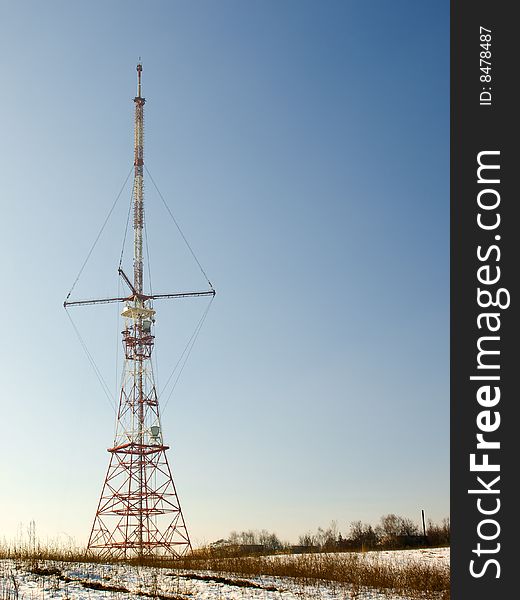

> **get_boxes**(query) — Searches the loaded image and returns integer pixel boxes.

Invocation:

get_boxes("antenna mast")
[65,63,215,560]
[134,61,145,296]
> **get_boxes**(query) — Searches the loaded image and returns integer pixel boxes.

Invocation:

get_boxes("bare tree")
[258,530,282,550]
[427,517,450,545]
[298,532,317,547]
[399,517,419,536]
[379,514,401,538]
[349,521,378,549]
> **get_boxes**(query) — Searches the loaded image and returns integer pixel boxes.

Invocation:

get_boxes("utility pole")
[65,63,215,560]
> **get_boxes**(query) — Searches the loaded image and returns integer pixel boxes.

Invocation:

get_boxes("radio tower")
[64,63,215,560]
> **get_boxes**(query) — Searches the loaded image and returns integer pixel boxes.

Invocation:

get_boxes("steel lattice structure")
[65,63,214,560]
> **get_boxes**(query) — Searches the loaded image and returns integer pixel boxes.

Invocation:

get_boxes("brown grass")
[169,551,450,599]
[0,541,450,599]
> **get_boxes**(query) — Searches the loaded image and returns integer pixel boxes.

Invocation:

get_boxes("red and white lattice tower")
[65,63,214,560]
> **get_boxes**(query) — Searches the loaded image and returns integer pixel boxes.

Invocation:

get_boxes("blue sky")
[0,1,448,547]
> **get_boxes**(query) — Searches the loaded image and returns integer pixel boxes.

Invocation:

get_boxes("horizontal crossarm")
[64,288,215,308]
[148,289,216,301]
[64,296,130,308]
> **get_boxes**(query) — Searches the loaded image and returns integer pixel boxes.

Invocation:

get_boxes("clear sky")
[1,1,448,548]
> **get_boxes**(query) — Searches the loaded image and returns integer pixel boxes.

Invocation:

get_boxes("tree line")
[212,514,450,554]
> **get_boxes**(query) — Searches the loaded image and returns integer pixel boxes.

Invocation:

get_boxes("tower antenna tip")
[136,60,143,97]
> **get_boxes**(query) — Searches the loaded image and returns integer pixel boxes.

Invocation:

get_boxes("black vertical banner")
[452,1,519,598]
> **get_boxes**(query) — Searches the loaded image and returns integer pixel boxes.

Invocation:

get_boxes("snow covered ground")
[269,546,449,567]
[0,547,449,600]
